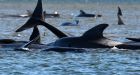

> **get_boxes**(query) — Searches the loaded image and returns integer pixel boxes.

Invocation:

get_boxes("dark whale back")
[51,24,111,48]
[77,10,95,17]
[126,38,140,42]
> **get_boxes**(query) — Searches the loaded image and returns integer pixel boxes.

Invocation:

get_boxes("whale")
[1,10,60,18]
[61,20,79,26]
[48,24,123,48]
[25,10,60,18]
[0,26,40,44]
[77,10,102,17]
[0,26,42,49]
[1,10,32,18]
[126,38,140,42]
[43,11,60,18]
[26,10,60,18]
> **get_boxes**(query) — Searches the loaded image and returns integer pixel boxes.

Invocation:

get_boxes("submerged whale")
[1,9,59,18]
[77,10,102,17]
[0,26,42,49]
[61,20,79,26]
[126,38,140,42]
[1,10,32,18]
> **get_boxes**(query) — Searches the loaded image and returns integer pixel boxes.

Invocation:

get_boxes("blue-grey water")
[0,0,140,75]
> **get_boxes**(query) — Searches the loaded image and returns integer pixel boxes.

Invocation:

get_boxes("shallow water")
[0,0,140,75]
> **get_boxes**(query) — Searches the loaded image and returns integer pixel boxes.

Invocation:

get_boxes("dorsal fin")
[80,10,86,14]
[118,15,124,25]
[117,6,122,16]
[29,26,41,44]
[82,24,109,39]
[16,0,44,32]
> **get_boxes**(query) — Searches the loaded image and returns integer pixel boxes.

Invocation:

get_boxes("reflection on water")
[0,1,140,75]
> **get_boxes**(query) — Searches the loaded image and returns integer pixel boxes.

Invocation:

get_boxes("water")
[0,0,140,75]
[0,0,140,4]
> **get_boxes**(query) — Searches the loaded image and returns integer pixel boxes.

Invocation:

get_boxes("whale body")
[77,10,102,17]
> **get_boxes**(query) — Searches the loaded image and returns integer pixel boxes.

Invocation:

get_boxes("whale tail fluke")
[39,20,68,38]
[16,0,44,32]
[15,0,67,38]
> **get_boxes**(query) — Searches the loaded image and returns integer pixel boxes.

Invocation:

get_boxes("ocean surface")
[0,0,140,75]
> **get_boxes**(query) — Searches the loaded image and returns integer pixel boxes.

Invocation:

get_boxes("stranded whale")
[48,24,122,48]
